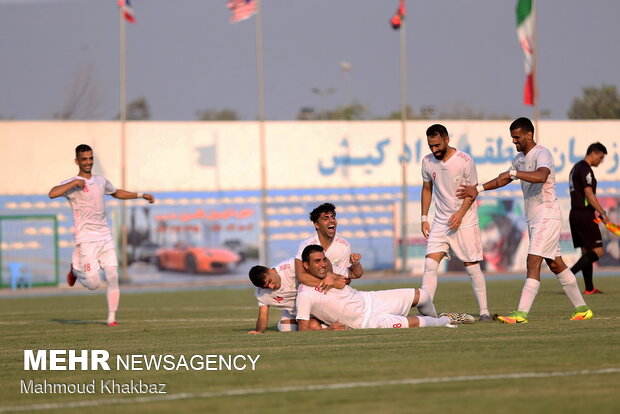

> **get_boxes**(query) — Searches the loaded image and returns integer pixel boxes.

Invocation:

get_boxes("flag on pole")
[516,0,535,105]
[390,0,406,30]
[118,0,136,24]
[227,0,257,23]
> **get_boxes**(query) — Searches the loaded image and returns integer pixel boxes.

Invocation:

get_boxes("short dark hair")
[301,244,324,263]
[309,203,336,223]
[426,124,449,138]
[248,265,269,288]
[75,144,93,158]
[509,117,534,135]
[586,142,607,156]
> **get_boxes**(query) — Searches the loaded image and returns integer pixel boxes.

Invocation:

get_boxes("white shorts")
[528,218,562,259]
[72,239,118,278]
[425,222,483,262]
[280,309,296,320]
[277,311,298,332]
[364,289,415,329]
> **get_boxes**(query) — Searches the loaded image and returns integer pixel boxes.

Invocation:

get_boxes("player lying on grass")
[295,244,475,331]
[248,258,345,333]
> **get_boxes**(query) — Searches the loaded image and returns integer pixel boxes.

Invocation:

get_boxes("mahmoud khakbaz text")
[20,350,261,395]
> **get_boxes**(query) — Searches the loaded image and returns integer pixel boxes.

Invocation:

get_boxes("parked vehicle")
[155,242,240,274]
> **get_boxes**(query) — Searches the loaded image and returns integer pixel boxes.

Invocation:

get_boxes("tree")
[196,108,239,121]
[126,97,151,120]
[386,105,418,120]
[325,101,369,120]
[296,102,369,120]
[437,102,510,120]
[568,84,620,119]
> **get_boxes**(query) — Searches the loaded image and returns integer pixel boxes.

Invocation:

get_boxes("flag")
[516,0,535,105]
[118,0,136,24]
[227,0,257,24]
[390,0,405,30]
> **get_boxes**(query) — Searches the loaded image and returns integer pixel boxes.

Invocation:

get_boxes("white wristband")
[476,185,484,193]
[137,192,144,199]
[421,215,428,222]
[510,169,518,179]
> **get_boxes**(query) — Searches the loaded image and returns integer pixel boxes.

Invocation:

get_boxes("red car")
[155,242,241,274]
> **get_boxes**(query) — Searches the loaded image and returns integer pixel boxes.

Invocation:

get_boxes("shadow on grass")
[49,319,106,326]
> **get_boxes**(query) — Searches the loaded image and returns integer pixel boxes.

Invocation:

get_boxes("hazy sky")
[1,0,619,120]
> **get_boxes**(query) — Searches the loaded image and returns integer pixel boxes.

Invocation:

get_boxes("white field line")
[2,367,619,413]
[0,319,255,325]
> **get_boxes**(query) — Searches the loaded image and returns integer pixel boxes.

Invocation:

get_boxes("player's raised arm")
[48,179,85,199]
[111,189,155,203]
[348,253,363,279]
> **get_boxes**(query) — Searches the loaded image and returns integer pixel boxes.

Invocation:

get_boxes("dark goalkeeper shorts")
[569,209,603,249]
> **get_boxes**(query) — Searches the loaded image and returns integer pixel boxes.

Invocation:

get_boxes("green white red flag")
[516,0,534,105]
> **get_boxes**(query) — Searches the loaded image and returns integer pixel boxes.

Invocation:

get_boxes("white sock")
[415,288,438,318]
[517,278,540,313]
[421,257,440,299]
[556,268,586,308]
[465,263,489,315]
[104,266,120,323]
[418,316,451,328]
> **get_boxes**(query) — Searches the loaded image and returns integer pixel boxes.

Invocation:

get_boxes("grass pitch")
[1,275,619,414]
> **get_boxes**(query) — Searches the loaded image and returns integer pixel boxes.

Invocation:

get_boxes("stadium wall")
[1,121,619,275]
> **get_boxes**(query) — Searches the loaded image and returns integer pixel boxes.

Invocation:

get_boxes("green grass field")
[1,276,619,414]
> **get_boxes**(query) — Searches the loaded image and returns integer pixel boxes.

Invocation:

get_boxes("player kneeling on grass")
[295,245,475,331]
[248,258,302,333]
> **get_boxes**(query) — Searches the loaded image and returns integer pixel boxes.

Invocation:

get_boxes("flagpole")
[255,1,269,266]
[532,0,540,141]
[399,5,408,273]
[119,8,128,281]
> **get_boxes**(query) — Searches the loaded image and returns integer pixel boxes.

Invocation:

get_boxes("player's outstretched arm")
[112,190,155,203]
[512,167,549,184]
[48,179,85,199]
[456,172,513,200]
[249,305,269,334]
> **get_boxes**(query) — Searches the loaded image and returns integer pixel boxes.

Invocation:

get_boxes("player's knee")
[277,319,298,332]
[82,273,101,290]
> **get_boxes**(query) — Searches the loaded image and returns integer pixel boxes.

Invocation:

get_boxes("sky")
[1,0,619,121]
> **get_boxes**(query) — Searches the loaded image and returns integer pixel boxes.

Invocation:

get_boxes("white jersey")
[295,284,368,329]
[511,145,562,223]
[254,258,299,314]
[421,150,479,227]
[296,235,351,277]
[61,175,116,244]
